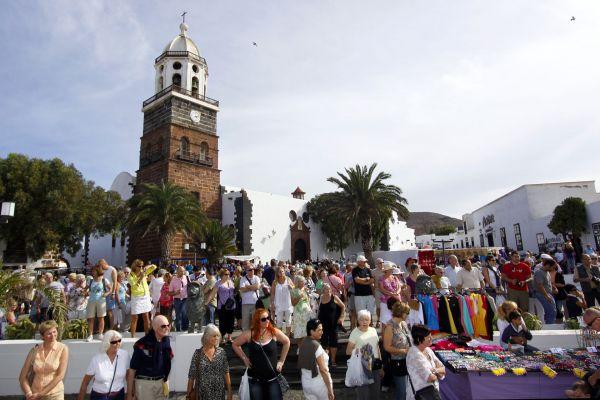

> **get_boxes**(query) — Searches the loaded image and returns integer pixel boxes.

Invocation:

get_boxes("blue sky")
[1,1,599,218]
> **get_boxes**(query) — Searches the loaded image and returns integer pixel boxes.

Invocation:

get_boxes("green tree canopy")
[431,224,457,236]
[307,193,352,258]
[548,197,588,237]
[127,181,205,263]
[194,219,237,264]
[325,163,409,263]
[0,153,125,260]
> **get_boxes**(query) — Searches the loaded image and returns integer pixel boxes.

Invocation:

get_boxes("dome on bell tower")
[163,23,201,56]
[152,22,210,98]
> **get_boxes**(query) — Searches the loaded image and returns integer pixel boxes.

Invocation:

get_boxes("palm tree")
[326,163,409,263]
[127,181,205,263]
[195,219,237,264]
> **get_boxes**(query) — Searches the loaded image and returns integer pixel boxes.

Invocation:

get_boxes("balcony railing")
[175,149,213,167]
[155,51,206,65]
[143,84,219,108]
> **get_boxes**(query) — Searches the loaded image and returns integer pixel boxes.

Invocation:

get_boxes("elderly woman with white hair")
[187,323,232,400]
[346,310,383,399]
[68,274,88,320]
[291,275,312,340]
[77,330,129,400]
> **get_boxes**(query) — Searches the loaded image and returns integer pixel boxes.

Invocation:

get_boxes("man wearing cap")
[239,264,261,330]
[372,257,385,327]
[351,255,376,318]
[574,254,600,308]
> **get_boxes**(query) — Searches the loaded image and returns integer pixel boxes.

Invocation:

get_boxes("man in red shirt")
[501,251,532,312]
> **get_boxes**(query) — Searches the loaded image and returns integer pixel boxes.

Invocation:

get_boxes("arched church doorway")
[294,239,307,262]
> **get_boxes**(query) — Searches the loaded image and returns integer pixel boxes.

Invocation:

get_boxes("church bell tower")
[128,22,221,263]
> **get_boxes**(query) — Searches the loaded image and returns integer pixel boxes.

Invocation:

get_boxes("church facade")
[73,23,416,267]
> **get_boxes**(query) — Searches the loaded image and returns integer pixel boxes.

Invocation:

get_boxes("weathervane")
[181,11,187,23]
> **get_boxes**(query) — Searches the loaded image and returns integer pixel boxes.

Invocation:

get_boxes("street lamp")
[433,238,454,266]
[1,202,15,223]
[184,242,207,265]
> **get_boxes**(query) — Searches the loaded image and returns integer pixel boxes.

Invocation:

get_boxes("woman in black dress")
[318,283,345,368]
[187,324,232,400]
[232,308,291,400]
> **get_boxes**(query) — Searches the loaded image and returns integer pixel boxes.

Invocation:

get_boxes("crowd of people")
[6,242,600,399]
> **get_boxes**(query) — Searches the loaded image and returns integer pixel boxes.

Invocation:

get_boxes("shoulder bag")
[257,342,289,394]
[90,354,119,400]
[407,350,441,400]
[26,345,38,386]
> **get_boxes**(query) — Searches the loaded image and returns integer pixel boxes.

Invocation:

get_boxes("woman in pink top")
[169,266,190,332]
[378,262,403,327]
[19,320,69,400]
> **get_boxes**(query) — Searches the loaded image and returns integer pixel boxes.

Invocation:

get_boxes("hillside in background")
[406,212,463,236]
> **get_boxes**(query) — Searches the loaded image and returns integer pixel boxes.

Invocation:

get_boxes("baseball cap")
[357,255,367,262]
[540,254,553,261]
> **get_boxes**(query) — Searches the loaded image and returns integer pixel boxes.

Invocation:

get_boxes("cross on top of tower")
[181,11,187,23]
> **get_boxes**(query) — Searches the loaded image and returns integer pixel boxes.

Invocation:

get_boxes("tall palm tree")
[194,219,237,264]
[327,163,409,263]
[127,181,205,263]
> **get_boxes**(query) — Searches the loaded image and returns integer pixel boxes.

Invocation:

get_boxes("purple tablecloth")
[440,370,575,399]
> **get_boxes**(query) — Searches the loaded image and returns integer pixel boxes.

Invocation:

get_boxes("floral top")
[379,276,401,303]
[159,282,173,308]
[390,319,411,360]
[188,347,229,400]
[68,286,87,311]
[406,346,444,393]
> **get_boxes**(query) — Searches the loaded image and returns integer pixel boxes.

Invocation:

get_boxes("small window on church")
[289,210,297,222]
[173,62,182,70]
[191,77,199,95]
[172,73,181,87]
[158,76,164,90]
[199,142,208,160]
[192,65,199,73]
[159,65,164,72]
[180,137,190,156]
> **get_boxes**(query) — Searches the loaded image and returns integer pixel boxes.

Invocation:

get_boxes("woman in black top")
[318,283,345,368]
[232,308,290,400]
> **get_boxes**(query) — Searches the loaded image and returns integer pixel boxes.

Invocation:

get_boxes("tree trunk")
[360,220,374,266]
[161,232,173,266]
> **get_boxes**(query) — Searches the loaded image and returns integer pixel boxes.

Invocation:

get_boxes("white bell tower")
[154,22,208,97]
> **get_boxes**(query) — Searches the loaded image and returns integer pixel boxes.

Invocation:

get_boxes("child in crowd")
[565,284,587,319]
[501,310,538,354]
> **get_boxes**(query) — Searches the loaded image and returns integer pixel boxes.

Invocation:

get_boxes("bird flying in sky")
[571,16,576,21]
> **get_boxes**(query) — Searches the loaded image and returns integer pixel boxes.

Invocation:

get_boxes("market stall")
[435,343,598,399]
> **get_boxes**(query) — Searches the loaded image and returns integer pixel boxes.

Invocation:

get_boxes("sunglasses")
[110,339,122,345]
[260,317,270,322]
[160,324,171,329]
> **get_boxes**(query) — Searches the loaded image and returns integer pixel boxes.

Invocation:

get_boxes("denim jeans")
[205,304,216,325]
[534,293,556,324]
[249,377,282,400]
[173,298,188,331]
[393,375,407,400]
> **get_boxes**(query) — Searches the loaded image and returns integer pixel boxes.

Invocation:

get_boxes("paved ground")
[0,389,398,399]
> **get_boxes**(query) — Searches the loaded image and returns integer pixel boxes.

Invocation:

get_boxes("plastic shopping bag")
[239,368,250,400]
[345,348,373,387]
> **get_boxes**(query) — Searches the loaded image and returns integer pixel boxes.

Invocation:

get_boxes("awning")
[223,255,261,262]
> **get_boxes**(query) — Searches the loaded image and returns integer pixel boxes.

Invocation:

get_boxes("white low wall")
[0,332,205,396]
[0,330,581,395]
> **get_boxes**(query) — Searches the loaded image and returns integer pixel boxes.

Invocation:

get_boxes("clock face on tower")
[190,110,201,123]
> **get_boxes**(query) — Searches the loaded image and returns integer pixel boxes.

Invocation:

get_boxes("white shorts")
[275,307,293,328]
[130,295,152,315]
[353,295,376,317]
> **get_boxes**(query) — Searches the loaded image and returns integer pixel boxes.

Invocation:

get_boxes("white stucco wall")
[62,172,134,269]
[222,187,416,261]
[458,182,600,253]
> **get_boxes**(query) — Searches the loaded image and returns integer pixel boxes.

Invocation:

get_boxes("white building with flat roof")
[453,181,600,254]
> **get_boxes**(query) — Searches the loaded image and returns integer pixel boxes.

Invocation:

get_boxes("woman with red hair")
[232,308,291,400]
